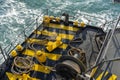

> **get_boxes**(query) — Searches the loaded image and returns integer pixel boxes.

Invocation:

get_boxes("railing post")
[0,45,7,61]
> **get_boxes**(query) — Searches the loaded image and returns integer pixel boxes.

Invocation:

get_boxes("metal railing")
[0,8,119,65]
[0,11,46,65]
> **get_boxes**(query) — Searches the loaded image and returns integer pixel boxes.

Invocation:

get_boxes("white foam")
[0,0,43,51]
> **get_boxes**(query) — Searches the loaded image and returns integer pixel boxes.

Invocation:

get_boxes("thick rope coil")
[11,56,34,75]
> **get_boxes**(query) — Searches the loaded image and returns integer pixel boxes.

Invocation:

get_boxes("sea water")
[0,0,120,63]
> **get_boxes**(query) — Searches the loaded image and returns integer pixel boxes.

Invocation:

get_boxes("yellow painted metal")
[35,50,47,63]
[27,38,68,49]
[43,15,50,24]
[23,49,61,61]
[10,50,17,57]
[6,72,16,80]
[73,21,78,26]
[32,64,52,74]
[96,72,108,80]
[27,38,48,45]
[90,67,117,80]
[43,15,49,19]
[55,17,60,22]
[56,36,62,44]
[46,36,63,52]
[80,22,85,27]
[49,16,54,20]
[23,49,35,56]
[90,67,98,77]
[45,52,61,61]
[108,74,117,80]
[6,72,39,80]
[16,44,23,51]
[46,41,62,52]
[34,30,74,40]
[59,43,68,49]
[49,23,79,31]
[46,41,54,52]
[58,33,74,40]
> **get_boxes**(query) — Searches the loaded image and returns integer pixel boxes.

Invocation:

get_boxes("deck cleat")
[73,20,79,26]
[49,16,54,20]
[36,50,47,63]
[43,15,50,24]
[80,22,85,27]
[56,36,62,44]
[56,17,60,22]
[6,72,39,80]
[46,42,53,52]
[10,50,17,57]
[22,74,30,80]
[16,44,23,51]
[46,36,63,52]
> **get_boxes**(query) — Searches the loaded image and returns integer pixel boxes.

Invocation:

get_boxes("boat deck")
[0,16,106,80]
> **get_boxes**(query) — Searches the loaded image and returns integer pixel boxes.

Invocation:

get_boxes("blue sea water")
[0,0,120,61]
